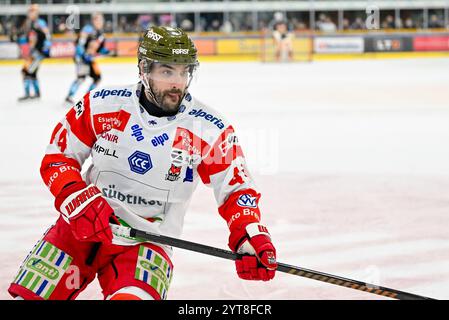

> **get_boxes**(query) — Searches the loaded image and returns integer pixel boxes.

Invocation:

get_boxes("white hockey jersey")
[41,83,262,251]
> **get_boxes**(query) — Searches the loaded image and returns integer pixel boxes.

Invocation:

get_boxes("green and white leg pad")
[12,239,73,299]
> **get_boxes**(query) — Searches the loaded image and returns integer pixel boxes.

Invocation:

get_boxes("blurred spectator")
[318,15,337,32]
[138,14,154,32]
[382,15,395,28]
[104,20,113,33]
[404,17,414,29]
[57,21,66,33]
[180,19,194,32]
[209,19,221,31]
[220,20,233,33]
[159,14,174,27]
[118,16,128,33]
[342,18,350,30]
[350,17,365,29]
[295,21,308,31]
[428,14,443,28]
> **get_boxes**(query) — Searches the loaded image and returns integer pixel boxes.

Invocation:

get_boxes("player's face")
[141,62,192,113]
[28,6,39,21]
[148,64,190,112]
[93,15,104,30]
[276,23,287,33]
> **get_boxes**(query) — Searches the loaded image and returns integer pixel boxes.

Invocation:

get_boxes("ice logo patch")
[237,194,258,208]
[128,151,153,174]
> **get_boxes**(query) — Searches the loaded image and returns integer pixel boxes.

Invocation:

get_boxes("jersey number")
[57,129,68,152]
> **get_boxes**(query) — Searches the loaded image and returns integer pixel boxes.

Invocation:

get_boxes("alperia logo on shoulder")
[92,88,132,99]
[188,108,224,129]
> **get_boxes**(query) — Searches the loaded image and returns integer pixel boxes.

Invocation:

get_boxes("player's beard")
[148,80,185,113]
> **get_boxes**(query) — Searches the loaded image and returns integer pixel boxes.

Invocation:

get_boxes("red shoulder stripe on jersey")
[49,122,63,144]
[65,93,96,148]
[171,127,211,157]
[197,126,243,182]
[40,154,83,196]
[218,188,261,231]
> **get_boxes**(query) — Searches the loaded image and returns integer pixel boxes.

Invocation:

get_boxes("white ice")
[1,57,449,300]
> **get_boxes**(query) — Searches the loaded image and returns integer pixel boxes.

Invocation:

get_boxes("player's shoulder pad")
[37,18,48,29]
[186,96,233,143]
[81,24,94,34]
[88,84,136,112]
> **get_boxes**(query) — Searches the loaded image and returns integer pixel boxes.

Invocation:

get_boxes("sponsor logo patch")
[93,143,118,158]
[92,88,132,99]
[172,48,189,54]
[165,164,181,181]
[219,132,238,156]
[131,124,145,142]
[237,194,258,208]
[93,110,131,134]
[102,184,163,207]
[188,108,224,129]
[146,30,163,41]
[100,131,119,143]
[151,133,169,147]
[74,100,84,119]
[128,151,153,174]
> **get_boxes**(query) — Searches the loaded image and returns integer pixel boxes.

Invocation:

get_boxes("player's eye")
[161,69,173,77]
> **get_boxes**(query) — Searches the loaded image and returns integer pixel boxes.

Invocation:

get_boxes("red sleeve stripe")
[40,154,83,196]
[49,122,63,144]
[65,93,96,148]
[218,188,261,231]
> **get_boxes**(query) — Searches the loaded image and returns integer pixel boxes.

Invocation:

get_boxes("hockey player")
[14,4,51,101]
[65,13,110,104]
[8,26,277,300]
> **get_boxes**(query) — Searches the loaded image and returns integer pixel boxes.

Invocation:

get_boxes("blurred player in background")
[12,4,51,101]
[65,13,110,104]
[271,12,294,62]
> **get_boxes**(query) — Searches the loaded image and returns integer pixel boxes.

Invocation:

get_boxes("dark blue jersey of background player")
[66,13,110,104]
[15,4,51,101]
[27,19,51,56]
[75,24,109,62]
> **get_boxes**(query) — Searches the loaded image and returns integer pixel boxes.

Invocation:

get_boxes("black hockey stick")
[110,224,435,300]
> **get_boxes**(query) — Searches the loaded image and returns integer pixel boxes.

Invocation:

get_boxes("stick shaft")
[125,227,434,300]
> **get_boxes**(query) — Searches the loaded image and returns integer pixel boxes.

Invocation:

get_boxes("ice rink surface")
[1,57,449,300]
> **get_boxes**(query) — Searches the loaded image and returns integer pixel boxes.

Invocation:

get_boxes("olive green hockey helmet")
[138,26,198,66]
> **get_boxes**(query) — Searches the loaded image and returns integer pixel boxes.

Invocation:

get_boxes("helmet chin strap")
[139,74,161,107]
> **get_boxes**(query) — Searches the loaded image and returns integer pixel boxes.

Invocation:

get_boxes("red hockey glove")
[55,181,118,244]
[228,222,277,281]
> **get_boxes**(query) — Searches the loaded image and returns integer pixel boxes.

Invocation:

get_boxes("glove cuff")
[55,183,102,222]
[228,223,271,253]
[245,223,271,239]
